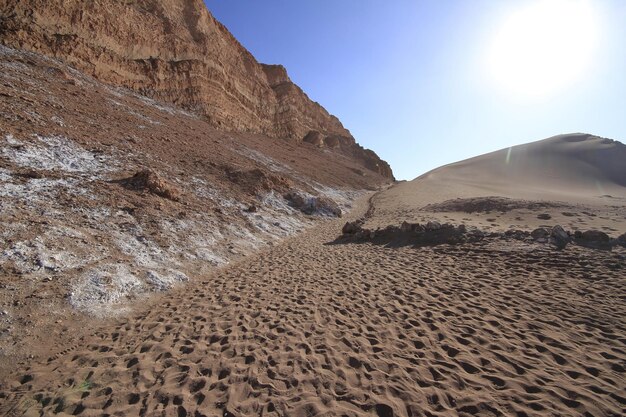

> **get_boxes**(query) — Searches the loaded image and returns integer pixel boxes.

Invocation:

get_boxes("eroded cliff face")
[0,0,394,178]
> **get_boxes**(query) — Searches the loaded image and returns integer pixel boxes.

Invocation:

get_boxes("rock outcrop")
[284,191,343,217]
[339,220,624,251]
[119,169,181,202]
[0,0,393,178]
[339,220,484,246]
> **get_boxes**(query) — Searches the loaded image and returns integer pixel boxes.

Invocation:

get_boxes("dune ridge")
[369,134,626,234]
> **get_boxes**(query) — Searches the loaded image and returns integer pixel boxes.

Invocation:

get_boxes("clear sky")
[204,0,626,180]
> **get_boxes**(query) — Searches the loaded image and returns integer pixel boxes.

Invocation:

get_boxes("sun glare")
[488,0,599,97]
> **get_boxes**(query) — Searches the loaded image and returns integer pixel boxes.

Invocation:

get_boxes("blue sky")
[204,0,626,180]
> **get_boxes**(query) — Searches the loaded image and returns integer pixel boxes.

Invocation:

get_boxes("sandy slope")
[369,134,626,233]
[1,193,625,417]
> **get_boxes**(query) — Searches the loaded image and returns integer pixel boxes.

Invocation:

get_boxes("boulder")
[415,223,470,245]
[505,229,529,240]
[284,191,342,217]
[120,169,180,201]
[577,230,612,250]
[531,227,550,241]
[550,225,570,249]
[323,135,341,149]
[342,220,363,235]
[302,131,324,147]
[581,230,610,242]
[425,221,441,231]
[339,220,482,246]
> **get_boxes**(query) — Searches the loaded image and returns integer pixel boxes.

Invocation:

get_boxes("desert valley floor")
[1,192,624,417]
[1,1,625,416]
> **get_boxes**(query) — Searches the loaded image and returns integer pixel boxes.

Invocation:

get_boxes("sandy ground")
[1,191,624,417]
[0,51,624,415]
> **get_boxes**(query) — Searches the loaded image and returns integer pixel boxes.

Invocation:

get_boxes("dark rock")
[506,229,529,240]
[414,223,472,246]
[531,227,550,240]
[576,230,612,250]
[339,220,478,246]
[342,220,363,235]
[537,213,552,220]
[425,221,441,231]
[550,225,570,249]
[581,230,610,242]
[15,169,43,179]
[617,233,626,248]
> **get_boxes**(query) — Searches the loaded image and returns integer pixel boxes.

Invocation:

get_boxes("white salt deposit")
[69,264,144,316]
[2,134,111,176]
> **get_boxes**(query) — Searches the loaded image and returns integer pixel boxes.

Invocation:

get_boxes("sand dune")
[370,134,626,233]
[418,133,625,200]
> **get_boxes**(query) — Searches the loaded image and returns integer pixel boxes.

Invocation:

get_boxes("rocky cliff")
[0,0,393,178]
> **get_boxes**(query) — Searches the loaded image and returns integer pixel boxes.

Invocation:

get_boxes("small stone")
[342,220,363,235]
[400,221,412,233]
[537,213,551,220]
[425,221,441,231]
[531,227,549,240]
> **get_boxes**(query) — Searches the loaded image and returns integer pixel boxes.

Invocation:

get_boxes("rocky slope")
[0,0,393,178]
[0,44,389,372]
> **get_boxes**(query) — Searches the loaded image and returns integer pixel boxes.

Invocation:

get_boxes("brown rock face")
[260,64,350,139]
[0,0,394,179]
[119,169,181,202]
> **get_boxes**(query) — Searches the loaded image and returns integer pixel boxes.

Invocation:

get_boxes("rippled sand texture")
[2,196,624,417]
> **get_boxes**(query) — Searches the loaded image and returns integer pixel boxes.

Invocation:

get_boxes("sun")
[488,0,600,97]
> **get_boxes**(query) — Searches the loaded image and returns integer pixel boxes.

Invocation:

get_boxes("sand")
[1,189,625,416]
[368,134,626,234]
[1,133,625,416]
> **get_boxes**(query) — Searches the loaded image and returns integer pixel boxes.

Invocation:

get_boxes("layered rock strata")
[0,0,393,178]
